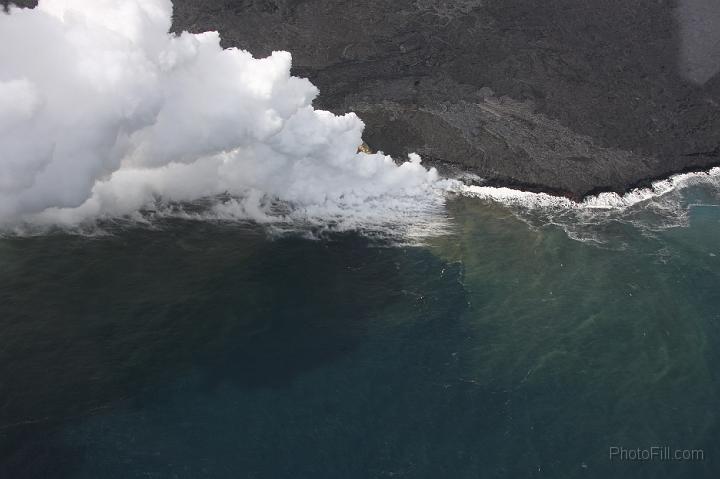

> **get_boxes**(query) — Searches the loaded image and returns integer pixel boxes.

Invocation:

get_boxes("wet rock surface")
[6,0,720,198]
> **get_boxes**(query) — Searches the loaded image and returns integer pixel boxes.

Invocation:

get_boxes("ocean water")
[1,180,719,479]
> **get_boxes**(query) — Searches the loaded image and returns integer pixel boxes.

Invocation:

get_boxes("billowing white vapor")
[0,0,440,225]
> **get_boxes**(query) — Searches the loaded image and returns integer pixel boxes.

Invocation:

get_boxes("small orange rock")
[356,143,373,154]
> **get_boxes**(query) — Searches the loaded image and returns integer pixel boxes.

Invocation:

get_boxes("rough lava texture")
[5,0,720,199]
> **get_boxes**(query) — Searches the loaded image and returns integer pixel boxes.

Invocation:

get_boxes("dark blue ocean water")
[1,183,719,478]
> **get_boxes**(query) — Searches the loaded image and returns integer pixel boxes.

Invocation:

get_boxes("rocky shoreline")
[6,0,720,200]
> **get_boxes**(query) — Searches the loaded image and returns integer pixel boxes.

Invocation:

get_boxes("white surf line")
[452,166,720,211]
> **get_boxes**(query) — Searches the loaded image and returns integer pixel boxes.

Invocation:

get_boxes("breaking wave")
[454,167,720,245]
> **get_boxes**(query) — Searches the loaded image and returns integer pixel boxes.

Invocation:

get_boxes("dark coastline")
[6,0,720,200]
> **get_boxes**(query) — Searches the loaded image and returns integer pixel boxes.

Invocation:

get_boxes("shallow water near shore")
[1,181,720,478]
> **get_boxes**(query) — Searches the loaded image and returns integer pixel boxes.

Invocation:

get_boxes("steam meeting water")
[1,181,719,479]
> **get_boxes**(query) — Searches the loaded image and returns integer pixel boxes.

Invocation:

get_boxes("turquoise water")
[1,183,719,478]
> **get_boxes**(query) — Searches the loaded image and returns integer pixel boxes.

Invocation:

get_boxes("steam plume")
[0,0,441,227]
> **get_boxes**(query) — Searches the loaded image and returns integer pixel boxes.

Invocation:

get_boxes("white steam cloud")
[0,0,443,228]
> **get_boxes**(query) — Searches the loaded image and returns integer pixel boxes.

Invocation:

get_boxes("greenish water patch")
[429,197,720,478]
